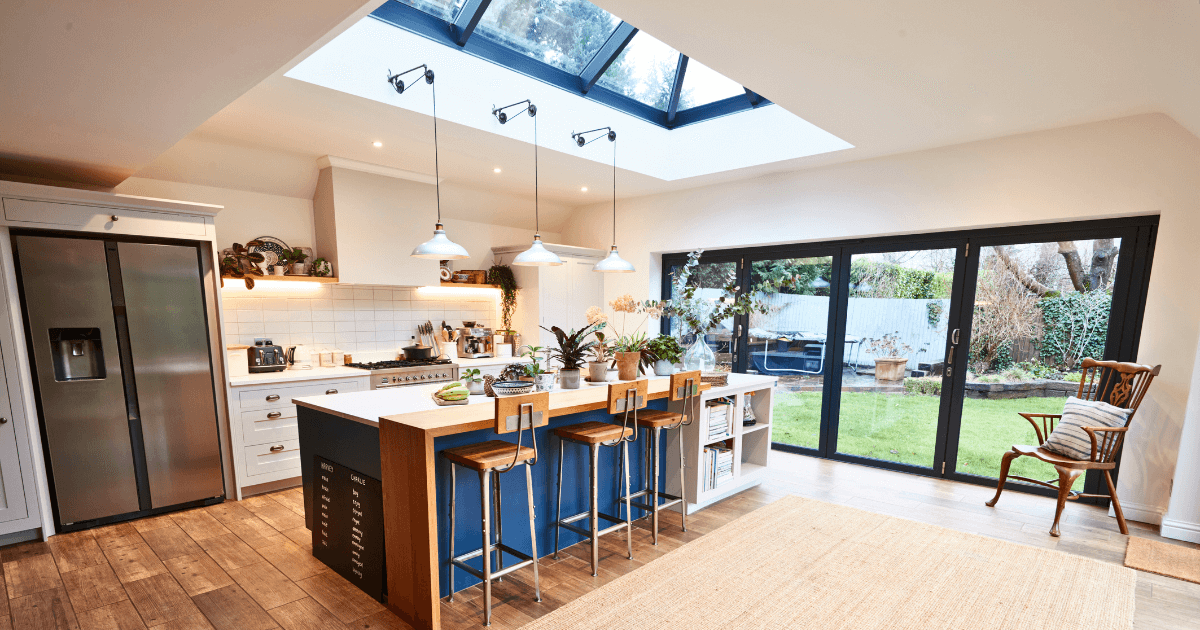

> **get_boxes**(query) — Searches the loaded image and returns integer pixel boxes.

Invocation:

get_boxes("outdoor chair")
[984,358,1160,537]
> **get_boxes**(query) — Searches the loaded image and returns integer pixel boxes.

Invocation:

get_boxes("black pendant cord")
[432,80,442,224]
[612,137,617,246]
[533,112,539,235]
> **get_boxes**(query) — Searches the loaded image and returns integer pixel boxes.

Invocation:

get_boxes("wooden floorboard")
[0,453,1194,630]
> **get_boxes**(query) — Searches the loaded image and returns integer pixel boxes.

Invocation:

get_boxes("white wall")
[562,113,1200,536]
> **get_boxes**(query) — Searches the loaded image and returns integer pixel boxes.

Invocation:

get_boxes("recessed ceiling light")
[493,168,501,173]
[373,141,383,147]
[581,187,588,192]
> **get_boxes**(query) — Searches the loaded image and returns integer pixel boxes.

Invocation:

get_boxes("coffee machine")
[456,327,494,359]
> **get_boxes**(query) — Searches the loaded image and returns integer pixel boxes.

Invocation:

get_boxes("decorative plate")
[249,236,290,273]
[491,380,535,396]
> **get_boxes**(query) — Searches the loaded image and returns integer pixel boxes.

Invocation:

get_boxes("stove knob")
[378,377,387,385]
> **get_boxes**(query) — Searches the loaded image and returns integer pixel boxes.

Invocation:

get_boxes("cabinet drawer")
[240,407,298,446]
[3,198,207,236]
[237,379,361,410]
[244,439,301,478]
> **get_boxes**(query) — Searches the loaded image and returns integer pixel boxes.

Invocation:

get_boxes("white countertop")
[453,355,530,368]
[229,366,370,387]
[293,372,777,430]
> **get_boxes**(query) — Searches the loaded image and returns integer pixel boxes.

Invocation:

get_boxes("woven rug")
[1125,536,1200,584]
[521,495,1135,630]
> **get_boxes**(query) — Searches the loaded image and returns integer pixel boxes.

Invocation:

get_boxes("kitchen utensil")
[490,380,535,396]
[285,344,315,370]
[462,320,477,328]
[402,344,435,360]
[249,340,287,373]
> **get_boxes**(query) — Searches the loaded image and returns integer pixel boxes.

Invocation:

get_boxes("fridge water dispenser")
[49,328,106,381]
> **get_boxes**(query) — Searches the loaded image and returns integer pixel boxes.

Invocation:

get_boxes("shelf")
[440,281,499,289]
[742,422,771,434]
[704,434,734,446]
[740,463,768,478]
[222,275,338,284]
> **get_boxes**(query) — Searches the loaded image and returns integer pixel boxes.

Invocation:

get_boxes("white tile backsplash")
[220,283,498,355]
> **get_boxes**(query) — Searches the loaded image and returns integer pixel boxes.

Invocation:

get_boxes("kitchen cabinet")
[313,158,440,287]
[490,244,605,348]
[0,342,30,526]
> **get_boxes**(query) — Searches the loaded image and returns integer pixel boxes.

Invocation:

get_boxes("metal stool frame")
[445,393,548,626]
[618,371,702,544]
[552,380,645,576]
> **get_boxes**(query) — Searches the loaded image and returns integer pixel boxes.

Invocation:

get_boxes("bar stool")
[619,370,702,544]
[552,379,644,576]
[444,392,548,626]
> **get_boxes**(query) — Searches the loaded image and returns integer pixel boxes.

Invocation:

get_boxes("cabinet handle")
[325,389,338,395]
[266,394,280,402]
[110,215,118,222]
[267,411,282,419]
[0,417,7,424]
[269,445,285,453]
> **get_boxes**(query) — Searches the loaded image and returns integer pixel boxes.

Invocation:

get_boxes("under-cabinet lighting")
[581,186,588,192]
[373,141,383,147]
[493,168,502,173]
[416,286,500,297]
[221,281,325,294]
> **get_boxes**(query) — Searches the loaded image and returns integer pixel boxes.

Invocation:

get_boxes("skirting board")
[1112,500,1165,526]
[1160,517,1200,544]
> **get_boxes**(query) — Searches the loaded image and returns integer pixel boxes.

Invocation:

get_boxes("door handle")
[325,389,338,395]
[269,445,285,453]
[267,411,282,419]
[947,346,956,367]
[266,394,280,402]
[952,328,961,345]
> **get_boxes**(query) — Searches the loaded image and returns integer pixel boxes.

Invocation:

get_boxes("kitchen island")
[294,372,776,630]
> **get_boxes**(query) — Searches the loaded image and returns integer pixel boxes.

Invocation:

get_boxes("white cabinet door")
[538,263,569,346]
[0,346,28,524]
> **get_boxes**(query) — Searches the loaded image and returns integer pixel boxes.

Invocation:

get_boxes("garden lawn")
[772,391,1082,489]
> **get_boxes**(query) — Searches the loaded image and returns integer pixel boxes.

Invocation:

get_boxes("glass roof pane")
[474,0,621,75]
[596,32,680,110]
[680,59,744,109]
[396,0,462,21]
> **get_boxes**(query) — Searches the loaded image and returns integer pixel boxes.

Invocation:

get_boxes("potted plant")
[460,368,484,395]
[541,321,602,390]
[866,332,913,382]
[278,247,309,275]
[589,330,612,382]
[488,264,519,349]
[524,362,555,392]
[612,332,649,381]
[645,335,684,376]
[219,241,265,289]
[309,257,333,277]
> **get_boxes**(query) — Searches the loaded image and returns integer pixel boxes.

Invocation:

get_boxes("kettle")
[286,344,316,370]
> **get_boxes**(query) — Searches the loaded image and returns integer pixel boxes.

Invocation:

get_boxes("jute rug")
[1125,536,1200,584]
[522,495,1135,630]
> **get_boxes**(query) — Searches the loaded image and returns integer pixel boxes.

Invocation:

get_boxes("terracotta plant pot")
[560,368,581,389]
[874,357,908,382]
[587,362,608,383]
[615,352,640,381]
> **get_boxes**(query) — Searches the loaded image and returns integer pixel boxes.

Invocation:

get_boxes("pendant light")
[494,100,562,266]
[572,127,634,273]
[388,64,469,260]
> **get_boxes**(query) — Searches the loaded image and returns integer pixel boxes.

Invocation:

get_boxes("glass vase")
[683,337,716,372]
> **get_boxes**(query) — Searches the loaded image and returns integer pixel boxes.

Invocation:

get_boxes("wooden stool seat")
[553,421,633,445]
[633,409,684,428]
[443,441,537,471]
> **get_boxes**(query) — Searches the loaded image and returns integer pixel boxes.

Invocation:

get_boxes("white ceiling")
[3,0,1197,215]
[0,0,378,187]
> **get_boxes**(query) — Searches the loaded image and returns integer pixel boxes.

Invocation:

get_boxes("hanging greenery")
[487,264,519,332]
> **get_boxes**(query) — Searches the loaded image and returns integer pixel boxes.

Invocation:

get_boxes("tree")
[970,254,1044,373]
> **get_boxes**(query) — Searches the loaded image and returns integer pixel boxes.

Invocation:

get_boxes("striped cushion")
[1043,396,1132,461]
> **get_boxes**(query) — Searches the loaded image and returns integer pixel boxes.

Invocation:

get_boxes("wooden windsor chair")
[985,358,1160,537]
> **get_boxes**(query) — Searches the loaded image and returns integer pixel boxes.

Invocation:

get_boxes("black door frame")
[661,215,1159,500]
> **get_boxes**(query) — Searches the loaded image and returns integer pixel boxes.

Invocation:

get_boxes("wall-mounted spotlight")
[492,100,537,124]
[387,65,434,94]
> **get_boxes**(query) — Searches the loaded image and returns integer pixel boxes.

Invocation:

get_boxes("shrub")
[904,377,942,396]
[1039,291,1111,370]
[1062,372,1083,383]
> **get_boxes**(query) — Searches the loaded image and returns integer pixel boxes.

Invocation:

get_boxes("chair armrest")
[1080,426,1128,463]
[1017,413,1063,445]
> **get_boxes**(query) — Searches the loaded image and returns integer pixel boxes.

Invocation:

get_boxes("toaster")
[248,340,288,373]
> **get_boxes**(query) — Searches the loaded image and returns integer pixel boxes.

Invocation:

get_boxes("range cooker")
[346,358,459,390]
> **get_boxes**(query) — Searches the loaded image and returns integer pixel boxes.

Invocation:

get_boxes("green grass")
[773,391,1080,489]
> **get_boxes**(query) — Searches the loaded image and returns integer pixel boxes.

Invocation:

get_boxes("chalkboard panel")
[312,456,386,601]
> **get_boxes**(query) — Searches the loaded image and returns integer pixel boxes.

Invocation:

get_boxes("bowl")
[491,380,535,396]
[462,320,477,328]
[452,273,470,283]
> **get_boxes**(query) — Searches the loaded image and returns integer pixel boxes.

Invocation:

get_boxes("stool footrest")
[451,556,536,582]
[555,509,629,539]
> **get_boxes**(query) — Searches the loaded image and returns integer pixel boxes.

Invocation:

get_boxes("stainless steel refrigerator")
[13,233,224,530]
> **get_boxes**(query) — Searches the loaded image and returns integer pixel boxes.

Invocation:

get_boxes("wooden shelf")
[440,281,500,289]
[222,275,339,284]
[742,422,771,434]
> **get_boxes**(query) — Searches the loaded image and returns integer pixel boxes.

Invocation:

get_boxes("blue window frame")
[369,0,773,129]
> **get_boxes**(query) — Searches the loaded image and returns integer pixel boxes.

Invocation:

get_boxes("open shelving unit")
[439,281,499,289]
[664,375,775,512]
[221,275,338,284]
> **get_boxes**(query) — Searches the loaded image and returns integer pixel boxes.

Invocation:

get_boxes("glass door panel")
[954,239,1121,490]
[746,257,834,450]
[665,258,738,372]
[835,248,956,468]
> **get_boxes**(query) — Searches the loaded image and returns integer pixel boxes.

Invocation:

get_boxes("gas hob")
[346,359,459,390]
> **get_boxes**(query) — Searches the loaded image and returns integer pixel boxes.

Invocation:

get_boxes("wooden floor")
[1,452,1197,629]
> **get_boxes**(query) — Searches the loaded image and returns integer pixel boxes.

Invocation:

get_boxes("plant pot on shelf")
[615,352,640,381]
[273,266,286,276]
[873,357,909,382]
[291,262,306,275]
[587,362,608,383]
[560,368,581,389]
[653,359,675,376]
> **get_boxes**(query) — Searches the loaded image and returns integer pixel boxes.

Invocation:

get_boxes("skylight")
[370,0,771,128]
